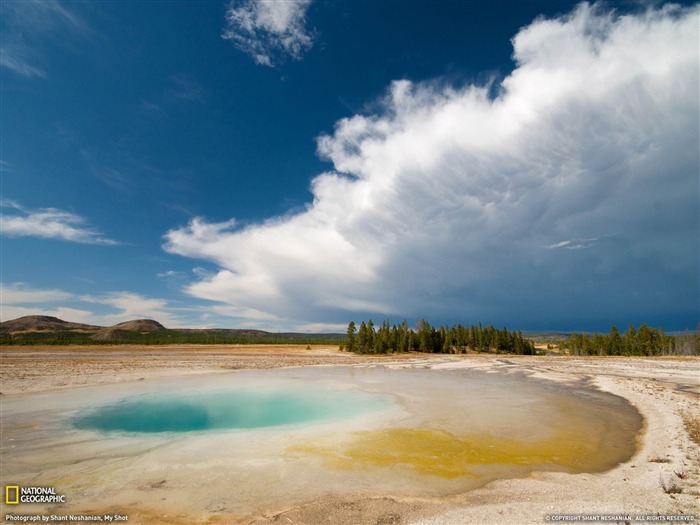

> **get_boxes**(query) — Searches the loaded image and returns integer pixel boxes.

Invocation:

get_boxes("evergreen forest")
[561,324,699,356]
[342,320,535,355]
[342,320,700,356]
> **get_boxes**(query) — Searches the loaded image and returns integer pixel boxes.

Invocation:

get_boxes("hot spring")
[73,386,392,433]
[1,365,643,517]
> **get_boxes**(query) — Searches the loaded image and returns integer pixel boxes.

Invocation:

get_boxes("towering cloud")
[168,3,699,329]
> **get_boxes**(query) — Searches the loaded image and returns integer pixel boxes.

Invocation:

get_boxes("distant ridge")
[0,315,344,345]
[0,315,100,334]
[0,315,167,342]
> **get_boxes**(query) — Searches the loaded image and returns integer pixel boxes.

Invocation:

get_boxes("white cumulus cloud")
[167,2,699,329]
[222,0,314,66]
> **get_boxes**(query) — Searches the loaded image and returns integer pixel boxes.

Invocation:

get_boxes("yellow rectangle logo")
[5,485,19,504]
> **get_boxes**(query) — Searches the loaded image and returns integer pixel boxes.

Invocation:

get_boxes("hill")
[0,315,101,334]
[109,319,166,332]
[90,319,167,341]
[0,315,168,343]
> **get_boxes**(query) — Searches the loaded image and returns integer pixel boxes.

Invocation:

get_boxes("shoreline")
[1,347,698,524]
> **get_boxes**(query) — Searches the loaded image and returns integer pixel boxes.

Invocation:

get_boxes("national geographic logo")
[5,486,18,505]
[5,486,66,504]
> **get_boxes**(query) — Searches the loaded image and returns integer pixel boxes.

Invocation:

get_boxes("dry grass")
[648,455,672,463]
[680,410,700,447]
[660,474,683,494]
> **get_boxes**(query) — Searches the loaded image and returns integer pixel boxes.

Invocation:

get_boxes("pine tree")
[609,326,622,356]
[367,319,375,354]
[346,321,357,353]
[357,321,368,354]
[401,320,410,353]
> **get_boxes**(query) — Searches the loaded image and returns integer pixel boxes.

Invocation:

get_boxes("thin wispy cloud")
[166,3,699,328]
[544,237,601,250]
[0,283,97,325]
[140,75,206,117]
[0,0,89,78]
[1,200,118,245]
[167,74,206,103]
[0,282,73,304]
[0,47,46,78]
[222,0,314,66]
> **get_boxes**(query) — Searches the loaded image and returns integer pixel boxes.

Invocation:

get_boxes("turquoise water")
[73,386,391,433]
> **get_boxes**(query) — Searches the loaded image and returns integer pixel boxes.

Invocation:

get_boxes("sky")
[1,0,698,332]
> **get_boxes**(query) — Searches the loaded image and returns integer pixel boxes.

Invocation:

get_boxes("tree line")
[561,324,700,356]
[342,320,535,355]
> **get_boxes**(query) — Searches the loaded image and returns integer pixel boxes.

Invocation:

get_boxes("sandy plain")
[1,345,698,525]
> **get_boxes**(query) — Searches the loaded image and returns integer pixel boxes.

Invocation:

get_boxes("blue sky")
[1,0,698,332]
